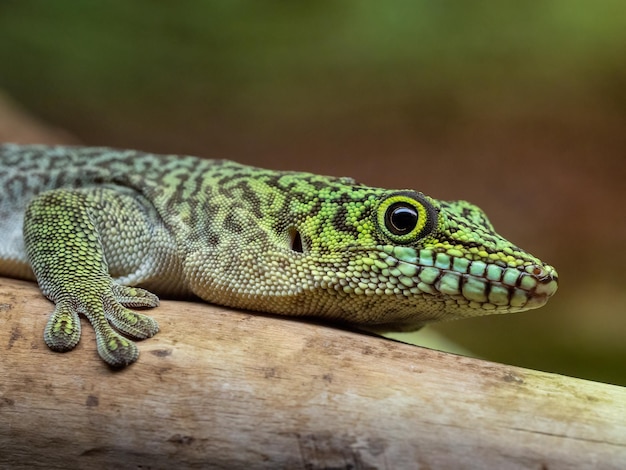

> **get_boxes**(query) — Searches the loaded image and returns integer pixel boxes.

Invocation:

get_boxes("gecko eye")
[376,192,438,243]
[385,203,419,235]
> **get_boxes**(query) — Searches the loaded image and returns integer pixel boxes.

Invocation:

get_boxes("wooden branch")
[1,277,625,469]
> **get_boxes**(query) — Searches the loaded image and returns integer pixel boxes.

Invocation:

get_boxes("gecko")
[0,144,558,367]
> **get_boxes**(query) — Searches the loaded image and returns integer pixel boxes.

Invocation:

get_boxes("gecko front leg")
[24,187,161,366]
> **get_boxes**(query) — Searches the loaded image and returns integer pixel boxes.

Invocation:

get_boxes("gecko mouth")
[443,262,558,313]
[400,247,558,313]
[342,245,559,314]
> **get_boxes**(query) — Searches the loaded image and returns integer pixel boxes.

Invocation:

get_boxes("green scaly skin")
[0,144,558,367]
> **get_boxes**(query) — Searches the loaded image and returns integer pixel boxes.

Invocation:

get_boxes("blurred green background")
[1,1,625,385]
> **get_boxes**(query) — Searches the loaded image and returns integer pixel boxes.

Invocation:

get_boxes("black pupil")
[386,203,419,235]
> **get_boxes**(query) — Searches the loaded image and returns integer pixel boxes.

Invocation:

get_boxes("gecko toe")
[112,284,160,308]
[106,304,160,340]
[43,302,81,352]
[94,329,139,367]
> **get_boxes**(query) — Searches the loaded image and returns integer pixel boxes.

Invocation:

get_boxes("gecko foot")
[43,285,160,367]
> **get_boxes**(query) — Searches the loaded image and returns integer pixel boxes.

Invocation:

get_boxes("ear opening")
[289,227,304,253]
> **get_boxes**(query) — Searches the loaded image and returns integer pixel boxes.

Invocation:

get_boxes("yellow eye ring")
[376,192,437,243]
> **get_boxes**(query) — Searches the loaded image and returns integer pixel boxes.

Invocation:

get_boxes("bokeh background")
[1,2,624,385]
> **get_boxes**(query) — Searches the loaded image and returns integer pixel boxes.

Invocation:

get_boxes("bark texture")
[1,277,625,469]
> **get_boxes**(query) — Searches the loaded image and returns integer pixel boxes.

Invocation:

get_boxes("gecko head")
[186,174,557,330]
[285,188,558,329]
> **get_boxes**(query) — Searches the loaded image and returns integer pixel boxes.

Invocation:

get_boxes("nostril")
[527,264,558,283]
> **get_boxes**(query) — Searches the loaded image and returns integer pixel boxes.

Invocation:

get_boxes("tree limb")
[1,277,625,469]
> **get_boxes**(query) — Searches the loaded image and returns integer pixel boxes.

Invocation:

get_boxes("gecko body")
[0,144,558,366]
